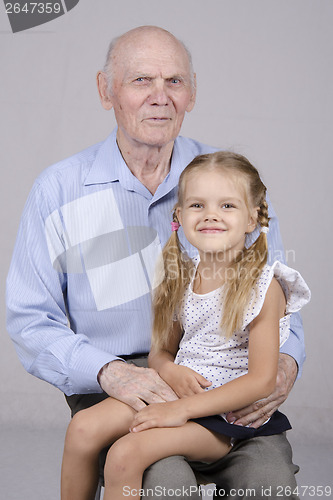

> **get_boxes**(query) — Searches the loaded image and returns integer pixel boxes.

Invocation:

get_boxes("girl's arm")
[148,321,182,371]
[149,322,212,398]
[131,278,286,431]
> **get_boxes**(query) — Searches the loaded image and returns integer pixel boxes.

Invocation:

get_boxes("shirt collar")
[84,128,123,186]
[83,127,187,201]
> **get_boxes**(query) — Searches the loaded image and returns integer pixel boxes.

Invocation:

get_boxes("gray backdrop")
[1,0,332,486]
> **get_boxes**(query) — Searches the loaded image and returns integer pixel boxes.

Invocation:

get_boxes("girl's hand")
[160,363,212,398]
[130,400,187,432]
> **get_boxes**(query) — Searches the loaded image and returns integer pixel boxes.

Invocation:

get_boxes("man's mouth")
[145,117,171,122]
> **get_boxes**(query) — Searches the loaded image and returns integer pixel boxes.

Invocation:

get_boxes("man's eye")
[168,78,182,85]
[134,77,148,84]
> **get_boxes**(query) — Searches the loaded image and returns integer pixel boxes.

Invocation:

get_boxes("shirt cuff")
[68,343,120,395]
[279,332,306,379]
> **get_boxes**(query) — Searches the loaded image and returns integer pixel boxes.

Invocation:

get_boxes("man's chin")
[135,133,177,149]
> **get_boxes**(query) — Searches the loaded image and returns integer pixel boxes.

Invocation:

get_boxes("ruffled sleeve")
[242,261,311,346]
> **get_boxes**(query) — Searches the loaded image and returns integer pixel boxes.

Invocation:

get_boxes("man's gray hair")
[102,27,195,94]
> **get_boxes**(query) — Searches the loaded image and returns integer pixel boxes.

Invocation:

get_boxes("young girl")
[61,151,310,500]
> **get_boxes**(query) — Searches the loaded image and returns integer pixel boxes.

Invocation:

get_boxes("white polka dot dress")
[174,260,311,422]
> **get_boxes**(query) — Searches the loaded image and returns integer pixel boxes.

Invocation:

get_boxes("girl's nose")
[204,214,219,222]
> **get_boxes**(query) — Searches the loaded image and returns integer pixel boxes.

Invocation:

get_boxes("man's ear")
[96,71,113,111]
[246,207,259,234]
[186,73,197,113]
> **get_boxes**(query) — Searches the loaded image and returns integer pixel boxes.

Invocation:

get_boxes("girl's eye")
[190,203,202,208]
[222,203,234,209]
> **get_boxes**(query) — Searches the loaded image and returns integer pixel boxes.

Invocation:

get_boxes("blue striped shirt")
[6,129,305,395]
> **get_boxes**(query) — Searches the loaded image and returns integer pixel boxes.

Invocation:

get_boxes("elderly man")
[7,26,304,499]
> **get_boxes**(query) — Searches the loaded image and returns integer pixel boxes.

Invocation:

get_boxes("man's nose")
[148,80,169,105]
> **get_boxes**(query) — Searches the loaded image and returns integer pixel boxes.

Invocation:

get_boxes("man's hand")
[98,360,178,411]
[226,354,298,428]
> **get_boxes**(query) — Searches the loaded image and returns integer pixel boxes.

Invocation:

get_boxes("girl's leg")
[61,397,136,500]
[103,421,232,500]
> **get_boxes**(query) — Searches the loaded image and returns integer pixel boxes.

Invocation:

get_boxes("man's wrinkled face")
[108,31,196,150]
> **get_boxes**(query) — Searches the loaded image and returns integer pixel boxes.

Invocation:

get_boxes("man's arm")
[266,193,305,372]
[6,182,114,395]
[7,180,177,408]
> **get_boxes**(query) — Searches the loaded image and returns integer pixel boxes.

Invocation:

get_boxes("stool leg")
[94,483,102,500]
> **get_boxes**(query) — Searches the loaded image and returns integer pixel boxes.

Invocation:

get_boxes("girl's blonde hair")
[152,151,269,348]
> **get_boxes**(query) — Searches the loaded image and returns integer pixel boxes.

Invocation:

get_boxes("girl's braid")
[257,199,270,230]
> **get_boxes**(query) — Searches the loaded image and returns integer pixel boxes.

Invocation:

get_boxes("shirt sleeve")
[279,310,306,376]
[265,194,306,377]
[6,182,116,395]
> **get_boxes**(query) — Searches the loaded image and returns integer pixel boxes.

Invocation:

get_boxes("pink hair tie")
[171,221,180,232]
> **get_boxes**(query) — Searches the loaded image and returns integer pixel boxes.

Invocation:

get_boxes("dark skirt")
[192,410,291,440]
